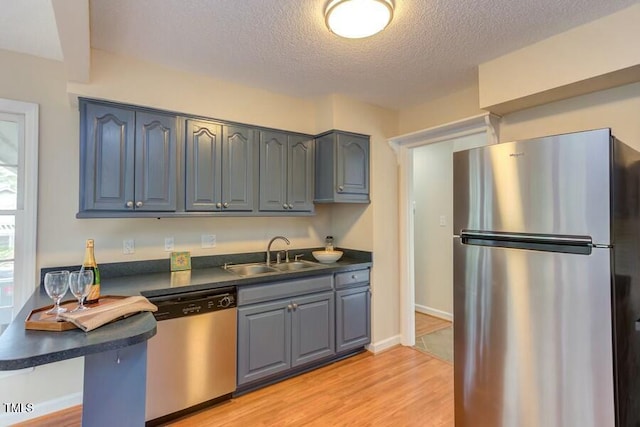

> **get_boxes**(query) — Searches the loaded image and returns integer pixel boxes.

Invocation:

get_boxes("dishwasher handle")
[148,286,236,304]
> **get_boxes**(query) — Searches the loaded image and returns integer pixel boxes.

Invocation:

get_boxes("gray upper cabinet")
[134,112,177,211]
[222,125,256,211]
[79,98,325,217]
[185,119,222,211]
[315,130,370,203]
[80,101,177,213]
[81,103,135,211]
[186,120,256,212]
[259,131,314,212]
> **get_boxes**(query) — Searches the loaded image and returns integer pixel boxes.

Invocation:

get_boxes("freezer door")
[453,129,611,245]
[454,239,615,427]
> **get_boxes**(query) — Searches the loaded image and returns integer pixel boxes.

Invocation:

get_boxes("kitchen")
[1,0,640,425]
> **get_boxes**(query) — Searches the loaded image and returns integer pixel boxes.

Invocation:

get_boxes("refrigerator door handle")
[459,230,594,255]
[460,230,593,245]
[635,319,640,332]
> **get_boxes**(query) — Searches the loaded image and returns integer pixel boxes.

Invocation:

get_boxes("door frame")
[388,113,499,346]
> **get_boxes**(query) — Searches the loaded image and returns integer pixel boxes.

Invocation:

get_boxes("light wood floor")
[415,312,451,337]
[15,346,453,427]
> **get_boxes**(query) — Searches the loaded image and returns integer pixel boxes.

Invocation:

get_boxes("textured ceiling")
[1,0,638,110]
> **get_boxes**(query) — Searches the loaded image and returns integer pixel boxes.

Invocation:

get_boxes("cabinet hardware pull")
[125,201,134,208]
[135,201,143,208]
[292,303,298,310]
[338,186,344,192]
[216,202,222,209]
[287,304,293,310]
[223,202,229,208]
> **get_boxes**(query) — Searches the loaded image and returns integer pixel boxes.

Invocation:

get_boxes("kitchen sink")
[225,263,278,277]
[272,261,319,271]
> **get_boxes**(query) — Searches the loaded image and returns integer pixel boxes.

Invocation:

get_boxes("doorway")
[388,113,499,348]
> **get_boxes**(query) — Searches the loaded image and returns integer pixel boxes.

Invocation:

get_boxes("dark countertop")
[0,287,157,370]
[0,248,372,370]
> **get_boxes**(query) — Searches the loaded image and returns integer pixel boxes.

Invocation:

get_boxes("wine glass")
[69,269,94,312]
[44,270,70,315]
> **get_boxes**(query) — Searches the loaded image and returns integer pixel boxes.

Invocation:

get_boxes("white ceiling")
[1,0,638,110]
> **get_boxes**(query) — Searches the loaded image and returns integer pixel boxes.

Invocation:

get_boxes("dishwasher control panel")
[151,287,236,321]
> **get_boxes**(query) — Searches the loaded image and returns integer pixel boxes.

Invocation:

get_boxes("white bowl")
[312,250,343,264]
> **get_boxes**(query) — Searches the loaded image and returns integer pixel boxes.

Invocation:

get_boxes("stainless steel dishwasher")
[145,286,237,426]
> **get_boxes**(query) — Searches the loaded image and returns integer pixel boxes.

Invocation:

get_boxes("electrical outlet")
[164,237,174,252]
[123,239,135,254]
[201,234,216,248]
[439,215,447,227]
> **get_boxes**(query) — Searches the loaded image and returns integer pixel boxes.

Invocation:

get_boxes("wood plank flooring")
[415,312,451,337]
[14,346,453,427]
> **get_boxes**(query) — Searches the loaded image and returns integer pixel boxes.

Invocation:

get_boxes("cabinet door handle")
[292,303,298,310]
[223,202,229,208]
[338,186,344,192]
[352,274,357,279]
[283,203,289,209]
[287,204,293,209]
[216,202,222,209]
[125,201,134,208]
[287,304,293,311]
[135,201,143,208]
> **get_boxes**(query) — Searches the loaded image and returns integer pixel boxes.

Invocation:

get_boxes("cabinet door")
[222,125,255,211]
[185,120,222,211]
[82,103,135,211]
[135,112,177,211]
[259,131,288,211]
[291,291,335,367]
[336,286,371,353]
[287,136,314,212]
[336,134,369,195]
[237,299,291,385]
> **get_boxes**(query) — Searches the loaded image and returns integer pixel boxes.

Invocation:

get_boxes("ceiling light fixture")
[325,0,394,39]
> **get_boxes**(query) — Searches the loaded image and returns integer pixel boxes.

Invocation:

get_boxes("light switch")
[439,215,447,227]
[201,234,216,248]
[123,239,135,254]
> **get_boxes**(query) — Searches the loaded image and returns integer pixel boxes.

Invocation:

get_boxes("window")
[0,100,38,333]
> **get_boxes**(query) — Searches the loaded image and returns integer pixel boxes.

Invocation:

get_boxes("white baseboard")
[367,334,402,353]
[415,304,453,321]
[0,392,82,425]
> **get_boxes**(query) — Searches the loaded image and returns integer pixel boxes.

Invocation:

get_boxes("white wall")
[413,141,453,317]
[313,94,400,347]
[500,81,640,148]
[479,4,640,114]
[412,133,488,320]
[398,83,482,135]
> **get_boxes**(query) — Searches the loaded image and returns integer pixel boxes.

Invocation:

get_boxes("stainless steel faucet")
[266,236,290,266]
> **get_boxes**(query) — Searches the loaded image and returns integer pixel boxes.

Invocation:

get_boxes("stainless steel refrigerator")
[453,128,640,427]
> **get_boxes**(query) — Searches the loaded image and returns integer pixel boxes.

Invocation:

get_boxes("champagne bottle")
[83,239,101,303]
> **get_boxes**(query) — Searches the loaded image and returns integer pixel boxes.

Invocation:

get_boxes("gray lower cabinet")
[186,120,256,212]
[237,291,335,386]
[335,268,371,353]
[336,286,371,353]
[80,100,177,213]
[315,130,370,203]
[259,131,314,212]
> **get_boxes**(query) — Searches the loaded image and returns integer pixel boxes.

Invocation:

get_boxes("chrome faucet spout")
[266,236,290,266]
